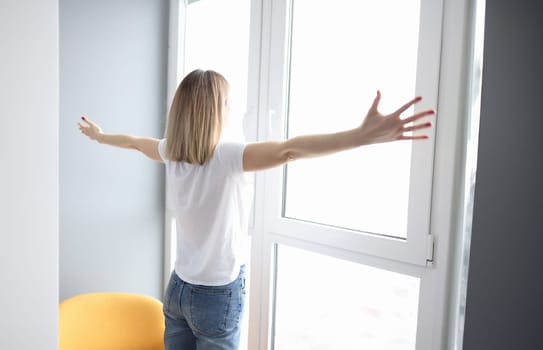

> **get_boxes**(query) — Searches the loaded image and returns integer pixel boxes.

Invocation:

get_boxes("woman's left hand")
[78,116,103,141]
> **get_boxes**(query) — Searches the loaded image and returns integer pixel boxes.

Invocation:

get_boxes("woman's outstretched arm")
[243,91,435,172]
[78,116,162,162]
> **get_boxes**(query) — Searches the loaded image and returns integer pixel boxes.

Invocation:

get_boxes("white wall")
[59,0,167,300]
[0,0,59,348]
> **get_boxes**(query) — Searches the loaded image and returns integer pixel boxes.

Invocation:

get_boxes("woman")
[79,69,434,350]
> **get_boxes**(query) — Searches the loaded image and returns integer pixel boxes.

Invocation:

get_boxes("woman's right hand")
[78,116,103,141]
[358,91,435,145]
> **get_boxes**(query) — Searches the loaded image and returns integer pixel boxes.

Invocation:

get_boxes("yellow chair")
[59,292,165,350]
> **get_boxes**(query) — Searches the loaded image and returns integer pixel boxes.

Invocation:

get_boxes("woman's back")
[159,139,252,286]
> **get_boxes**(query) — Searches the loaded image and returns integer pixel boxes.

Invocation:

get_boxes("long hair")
[164,69,229,164]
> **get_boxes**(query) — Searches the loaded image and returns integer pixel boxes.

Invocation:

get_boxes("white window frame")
[260,0,442,268]
[165,0,484,349]
[163,0,181,289]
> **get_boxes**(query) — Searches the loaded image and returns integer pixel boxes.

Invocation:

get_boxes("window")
[168,0,482,348]
[249,1,444,348]
[283,0,421,238]
[262,0,441,275]
[273,245,420,349]
[167,0,253,348]
[182,0,251,140]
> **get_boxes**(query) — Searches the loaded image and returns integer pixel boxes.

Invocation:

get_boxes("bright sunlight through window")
[283,0,421,238]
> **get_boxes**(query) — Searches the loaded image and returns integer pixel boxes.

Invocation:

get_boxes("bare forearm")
[243,92,434,172]
[285,127,365,160]
[79,117,162,161]
[95,133,162,161]
[96,133,137,149]
[243,127,366,171]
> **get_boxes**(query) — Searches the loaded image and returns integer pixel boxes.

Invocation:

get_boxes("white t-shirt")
[158,139,253,285]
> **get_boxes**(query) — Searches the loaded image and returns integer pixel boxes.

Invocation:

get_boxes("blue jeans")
[163,266,246,350]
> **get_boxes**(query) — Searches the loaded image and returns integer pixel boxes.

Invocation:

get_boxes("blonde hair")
[164,69,229,164]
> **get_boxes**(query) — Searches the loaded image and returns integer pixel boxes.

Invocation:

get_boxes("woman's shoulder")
[157,138,168,162]
[216,141,246,152]
[215,141,247,174]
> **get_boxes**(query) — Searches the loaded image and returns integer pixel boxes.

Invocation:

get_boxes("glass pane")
[181,2,252,348]
[273,245,420,349]
[283,0,421,238]
[183,0,251,141]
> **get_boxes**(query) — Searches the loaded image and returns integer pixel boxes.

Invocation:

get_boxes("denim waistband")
[172,264,246,287]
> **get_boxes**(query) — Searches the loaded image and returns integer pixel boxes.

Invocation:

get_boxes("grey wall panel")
[59,0,168,300]
[463,1,543,349]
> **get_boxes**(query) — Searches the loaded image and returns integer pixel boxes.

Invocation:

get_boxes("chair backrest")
[59,292,165,350]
